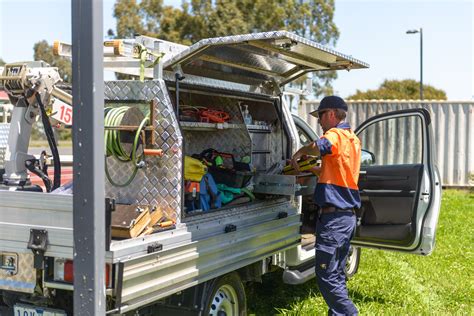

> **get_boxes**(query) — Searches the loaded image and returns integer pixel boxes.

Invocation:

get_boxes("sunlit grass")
[29,140,72,148]
[247,190,474,315]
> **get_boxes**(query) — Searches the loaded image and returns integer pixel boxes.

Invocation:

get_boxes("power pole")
[72,0,105,314]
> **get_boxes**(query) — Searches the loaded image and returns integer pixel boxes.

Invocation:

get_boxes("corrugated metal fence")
[299,100,474,187]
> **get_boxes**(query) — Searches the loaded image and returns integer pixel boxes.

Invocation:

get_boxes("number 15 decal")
[51,99,73,125]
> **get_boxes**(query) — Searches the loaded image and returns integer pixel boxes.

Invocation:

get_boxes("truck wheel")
[204,272,246,316]
[345,246,361,279]
[1,291,19,307]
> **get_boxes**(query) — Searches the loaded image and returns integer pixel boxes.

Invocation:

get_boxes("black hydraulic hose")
[35,93,61,190]
[175,72,185,115]
[25,159,52,192]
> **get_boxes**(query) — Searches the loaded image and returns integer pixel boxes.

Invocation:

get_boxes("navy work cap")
[310,95,348,117]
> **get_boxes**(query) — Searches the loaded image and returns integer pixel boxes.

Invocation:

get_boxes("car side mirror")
[361,149,376,166]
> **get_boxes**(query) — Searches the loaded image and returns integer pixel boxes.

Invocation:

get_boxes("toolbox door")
[164,31,368,91]
[353,109,442,255]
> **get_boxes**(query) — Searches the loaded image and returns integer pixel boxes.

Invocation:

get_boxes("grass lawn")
[29,140,72,148]
[247,189,474,315]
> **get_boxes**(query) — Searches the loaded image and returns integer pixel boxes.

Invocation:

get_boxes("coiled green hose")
[104,106,149,187]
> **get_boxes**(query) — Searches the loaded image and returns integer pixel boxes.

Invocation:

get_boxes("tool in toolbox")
[111,204,173,238]
[217,183,255,205]
[204,150,234,169]
[179,106,231,123]
[111,204,152,239]
[198,148,237,169]
[283,157,320,175]
[151,216,176,233]
[155,220,175,228]
[195,149,253,188]
[199,108,230,123]
[179,105,205,122]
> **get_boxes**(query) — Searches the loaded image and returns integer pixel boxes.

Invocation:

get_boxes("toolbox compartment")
[169,87,288,214]
[208,166,253,188]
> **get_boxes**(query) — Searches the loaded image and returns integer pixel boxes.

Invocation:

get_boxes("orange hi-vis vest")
[314,122,361,209]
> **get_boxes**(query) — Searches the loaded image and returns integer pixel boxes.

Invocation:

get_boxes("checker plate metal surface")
[104,80,182,223]
[0,123,9,169]
[164,31,369,90]
[268,124,285,168]
[163,71,272,96]
[183,101,251,159]
[0,252,36,293]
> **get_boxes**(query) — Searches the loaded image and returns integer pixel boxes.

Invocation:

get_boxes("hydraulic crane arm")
[0,62,72,191]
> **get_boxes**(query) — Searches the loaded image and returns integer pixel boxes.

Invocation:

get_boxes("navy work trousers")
[315,211,357,315]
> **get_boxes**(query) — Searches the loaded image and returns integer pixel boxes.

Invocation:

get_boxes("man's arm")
[290,141,321,173]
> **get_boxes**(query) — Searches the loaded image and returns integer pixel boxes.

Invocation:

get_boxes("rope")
[104,106,149,187]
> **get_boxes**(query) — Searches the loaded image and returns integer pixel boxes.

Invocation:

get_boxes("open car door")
[353,108,442,255]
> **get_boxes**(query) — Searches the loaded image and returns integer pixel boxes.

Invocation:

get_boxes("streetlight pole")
[406,28,423,100]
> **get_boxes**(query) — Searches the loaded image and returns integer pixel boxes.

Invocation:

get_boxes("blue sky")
[0,0,472,100]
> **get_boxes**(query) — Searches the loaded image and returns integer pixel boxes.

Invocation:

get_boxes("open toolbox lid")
[164,30,369,89]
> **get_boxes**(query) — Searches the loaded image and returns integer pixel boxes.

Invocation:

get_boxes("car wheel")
[345,246,361,279]
[204,272,247,316]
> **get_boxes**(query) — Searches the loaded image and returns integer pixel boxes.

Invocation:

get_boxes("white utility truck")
[0,31,441,315]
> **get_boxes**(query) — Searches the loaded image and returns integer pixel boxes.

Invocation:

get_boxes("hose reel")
[104,106,157,187]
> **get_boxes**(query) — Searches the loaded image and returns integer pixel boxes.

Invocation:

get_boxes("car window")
[296,127,313,146]
[292,115,318,147]
[357,115,423,166]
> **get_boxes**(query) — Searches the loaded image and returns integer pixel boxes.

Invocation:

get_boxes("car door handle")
[361,189,403,193]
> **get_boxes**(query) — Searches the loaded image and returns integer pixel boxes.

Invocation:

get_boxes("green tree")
[347,79,447,100]
[113,0,339,96]
[0,58,5,66]
[114,0,146,38]
[33,40,72,83]
[206,0,249,37]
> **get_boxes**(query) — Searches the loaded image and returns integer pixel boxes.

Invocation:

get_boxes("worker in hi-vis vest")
[291,95,361,315]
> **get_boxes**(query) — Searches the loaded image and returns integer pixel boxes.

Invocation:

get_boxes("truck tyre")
[1,291,19,307]
[204,272,246,316]
[345,246,361,279]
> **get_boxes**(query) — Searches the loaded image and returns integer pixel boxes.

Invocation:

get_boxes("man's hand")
[290,155,302,174]
[309,165,321,176]
[291,142,321,175]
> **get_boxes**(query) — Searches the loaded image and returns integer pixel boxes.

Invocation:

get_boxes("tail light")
[53,258,111,288]
[64,260,74,283]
